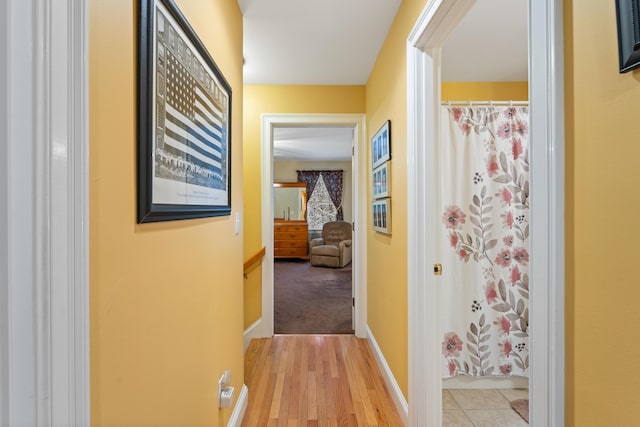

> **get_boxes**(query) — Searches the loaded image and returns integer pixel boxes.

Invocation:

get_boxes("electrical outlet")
[218,369,233,408]
[220,386,234,408]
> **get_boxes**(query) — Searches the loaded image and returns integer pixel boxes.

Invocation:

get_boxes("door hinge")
[352,297,355,307]
[352,222,355,231]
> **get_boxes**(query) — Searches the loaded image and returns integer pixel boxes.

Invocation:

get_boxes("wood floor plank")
[244,338,264,386]
[287,339,301,420]
[307,371,317,421]
[269,368,285,419]
[315,338,327,425]
[243,343,273,426]
[334,338,356,422]
[327,338,339,379]
[276,374,293,427]
[243,335,402,426]
[258,372,278,423]
[296,337,309,426]
[323,360,337,421]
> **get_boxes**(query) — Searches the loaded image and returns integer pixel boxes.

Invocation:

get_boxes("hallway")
[242,335,403,426]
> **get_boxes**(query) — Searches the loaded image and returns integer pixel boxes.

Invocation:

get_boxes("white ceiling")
[241,0,528,160]
[273,127,353,161]
[442,0,528,82]
[239,0,402,85]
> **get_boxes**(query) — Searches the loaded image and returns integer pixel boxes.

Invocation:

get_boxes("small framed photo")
[372,120,391,169]
[372,198,391,235]
[615,0,640,72]
[137,0,232,223]
[372,161,391,199]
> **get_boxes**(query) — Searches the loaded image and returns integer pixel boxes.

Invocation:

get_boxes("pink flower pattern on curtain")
[296,170,344,220]
[440,105,530,378]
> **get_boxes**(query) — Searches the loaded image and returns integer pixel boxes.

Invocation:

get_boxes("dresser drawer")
[274,247,308,257]
[274,239,308,248]
[274,224,307,233]
[274,231,307,241]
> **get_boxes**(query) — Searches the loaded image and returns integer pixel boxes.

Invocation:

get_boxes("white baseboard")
[227,384,248,427]
[366,326,408,424]
[243,318,263,353]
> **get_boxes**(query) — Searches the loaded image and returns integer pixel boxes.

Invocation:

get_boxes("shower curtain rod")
[441,100,529,106]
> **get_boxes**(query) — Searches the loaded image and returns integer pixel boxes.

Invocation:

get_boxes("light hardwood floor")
[242,335,403,426]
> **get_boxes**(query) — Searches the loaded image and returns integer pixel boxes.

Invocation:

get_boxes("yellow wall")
[89,1,244,426]
[364,0,434,399]
[442,81,528,101]
[242,85,365,329]
[365,8,524,404]
[565,1,640,425]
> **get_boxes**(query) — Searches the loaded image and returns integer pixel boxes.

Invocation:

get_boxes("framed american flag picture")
[137,0,232,223]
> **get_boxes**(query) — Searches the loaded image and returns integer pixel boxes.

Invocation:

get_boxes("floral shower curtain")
[440,105,530,379]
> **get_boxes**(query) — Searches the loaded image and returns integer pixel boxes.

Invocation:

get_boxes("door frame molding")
[1,0,90,425]
[406,0,565,426]
[260,114,368,338]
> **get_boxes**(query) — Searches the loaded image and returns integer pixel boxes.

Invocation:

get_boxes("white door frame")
[1,0,90,425]
[261,114,368,338]
[406,0,564,426]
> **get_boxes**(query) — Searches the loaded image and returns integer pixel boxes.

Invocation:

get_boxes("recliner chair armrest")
[339,239,352,249]
[309,238,325,249]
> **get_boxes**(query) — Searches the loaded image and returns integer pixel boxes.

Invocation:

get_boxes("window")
[306,174,338,230]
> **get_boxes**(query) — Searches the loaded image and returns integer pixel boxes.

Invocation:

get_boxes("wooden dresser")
[274,221,309,259]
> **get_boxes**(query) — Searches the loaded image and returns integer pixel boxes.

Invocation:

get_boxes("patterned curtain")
[296,171,320,201]
[440,105,530,379]
[296,170,344,220]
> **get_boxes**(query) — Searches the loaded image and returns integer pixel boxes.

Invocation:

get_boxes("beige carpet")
[511,399,529,423]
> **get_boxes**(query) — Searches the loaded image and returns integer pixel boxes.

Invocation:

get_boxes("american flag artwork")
[151,3,229,206]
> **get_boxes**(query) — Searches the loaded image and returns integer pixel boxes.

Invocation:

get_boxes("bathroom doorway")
[406,0,565,425]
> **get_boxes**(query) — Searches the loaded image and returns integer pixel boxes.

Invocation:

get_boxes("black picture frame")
[615,0,640,73]
[372,120,391,169]
[138,0,232,223]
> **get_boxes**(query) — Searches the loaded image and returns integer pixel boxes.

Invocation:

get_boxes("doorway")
[260,114,368,339]
[406,0,564,426]
[438,1,530,425]
[272,130,354,334]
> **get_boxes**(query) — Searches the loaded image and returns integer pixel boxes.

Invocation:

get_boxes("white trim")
[243,318,263,353]
[51,0,91,424]
[2,1,38,424]
[1,0,90,425]
[261,114,367,338]
[227,384,248,427]
[0,0,8,421]
[406,1,564,427]
[529,1,565,425]
[366,326,408,424]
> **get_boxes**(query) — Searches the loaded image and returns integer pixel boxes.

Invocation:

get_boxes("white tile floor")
[443,389,529,426]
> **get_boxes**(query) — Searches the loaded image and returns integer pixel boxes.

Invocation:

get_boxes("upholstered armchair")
[309,221,352,268]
